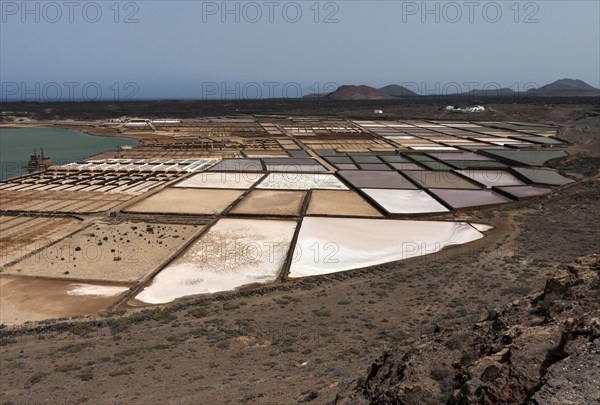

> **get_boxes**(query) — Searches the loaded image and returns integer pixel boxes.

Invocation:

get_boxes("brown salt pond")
[0,276,130,325]
[0,215,88,267]
[3,222,202,282]
[0,190,133,214]
[123,188,244,216]
[306,190,382,217]
[208,159,263,172]
[230,190,306,216]
[174,172,263,189]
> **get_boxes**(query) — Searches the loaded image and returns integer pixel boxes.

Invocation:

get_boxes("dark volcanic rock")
[337,255,600,405]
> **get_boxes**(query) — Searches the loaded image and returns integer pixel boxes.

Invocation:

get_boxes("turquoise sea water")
[0,128,137,180]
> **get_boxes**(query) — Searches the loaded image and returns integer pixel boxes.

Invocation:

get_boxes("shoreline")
[0,125,141,180]
[0,122,151,141]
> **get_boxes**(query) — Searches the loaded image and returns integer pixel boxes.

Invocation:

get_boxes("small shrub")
[55,363,81,373]
[79,371,93,381]
[223,302,240,311]
[58,342,93,353]
[189,308,208,318]
[109,366,134,377]
[24,372,48,389]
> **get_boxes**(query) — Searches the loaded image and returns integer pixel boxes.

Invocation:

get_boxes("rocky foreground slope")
[338,254,600,404]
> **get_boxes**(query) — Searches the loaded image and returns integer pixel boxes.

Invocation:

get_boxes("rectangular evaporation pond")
[5,222,202,282]
[511,136,565,145]
[337,170,418,190]
[263,158,327,173]
[428,152,493,161]
[384,135,416,140]
[209,159,263,172]
[448,160,509,170]
[135,218,297,304]
[257,173,348,190]
[404,154,438,163]
[288,150,311,157]
[287,218,483,278]
[429,189,512,209]
[490,142,533,148]
[266,164,327,173]
[230,190,306,216]
[363,189,449,214]
[357,163,393,171]
[335,163,359,170]
[0,276,130,325]
[244,152,288,158]
[263,158,321,166]
[410,146,459,151]
[401,170,480,189]
[494,185,552,200]
[123,188,244,215]
[350,155,383,164]
[316,150,342,157]
[174,172,263,189]
[419,161,454,171]
[306,190,382,217]
[511,167,574,186]
[460,145,509,151]
[325,156,354,165]
[389,162,426,171]
[457,170,525,188]
[379,155,412,163]
[480,150,568,166]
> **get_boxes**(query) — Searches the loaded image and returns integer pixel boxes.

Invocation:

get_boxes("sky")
[1,0,599,100]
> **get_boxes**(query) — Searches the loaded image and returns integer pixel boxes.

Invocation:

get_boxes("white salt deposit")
[174,172,263,189]
[288,218,483,278]
[362,189,449,214]
[67,284,129,297]
[470,223,494,232]
[136,219,297,304]
[257,173,348,190]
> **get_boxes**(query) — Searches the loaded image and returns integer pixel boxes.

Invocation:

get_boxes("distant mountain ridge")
[378,84,417,97]
[305,79,599,100]
[324,85,394,100]
[526,78,600,96]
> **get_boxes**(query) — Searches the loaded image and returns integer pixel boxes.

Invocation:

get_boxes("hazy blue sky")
[1,0,599,100]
